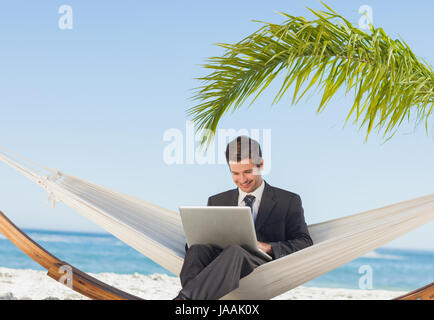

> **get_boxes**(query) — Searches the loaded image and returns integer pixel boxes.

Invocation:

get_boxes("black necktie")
[243,195,256,215]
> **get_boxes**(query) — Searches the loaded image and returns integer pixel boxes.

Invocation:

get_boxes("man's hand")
[257,241,272,254]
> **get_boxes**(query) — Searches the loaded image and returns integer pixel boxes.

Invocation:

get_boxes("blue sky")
[0,0,433,251]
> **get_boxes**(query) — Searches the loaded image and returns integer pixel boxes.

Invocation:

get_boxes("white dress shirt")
[237,180,265,223]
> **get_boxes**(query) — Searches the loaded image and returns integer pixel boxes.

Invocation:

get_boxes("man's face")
[228,158,263,193]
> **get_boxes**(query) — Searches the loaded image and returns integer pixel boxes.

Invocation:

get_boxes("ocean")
[0,229,432,292]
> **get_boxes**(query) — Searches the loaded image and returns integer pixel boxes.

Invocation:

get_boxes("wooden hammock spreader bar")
[393,282,434,300]
[0,210,143,300]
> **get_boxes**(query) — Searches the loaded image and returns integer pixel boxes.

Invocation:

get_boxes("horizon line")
[3,226,433,253]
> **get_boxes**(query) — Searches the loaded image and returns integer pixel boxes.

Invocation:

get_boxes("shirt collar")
[238,179,265,205]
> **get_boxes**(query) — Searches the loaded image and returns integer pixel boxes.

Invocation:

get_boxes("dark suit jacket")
[206,181,313,260]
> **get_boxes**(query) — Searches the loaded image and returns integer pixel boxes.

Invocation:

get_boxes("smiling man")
[174,136,313,300]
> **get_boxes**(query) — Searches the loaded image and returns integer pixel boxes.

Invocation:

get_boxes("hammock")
[1,150,433,300]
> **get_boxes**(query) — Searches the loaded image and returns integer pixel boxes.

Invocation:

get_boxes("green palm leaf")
[187,2,434,147]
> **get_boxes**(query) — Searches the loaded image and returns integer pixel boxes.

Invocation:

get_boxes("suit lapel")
[229,188,239,206]
[255,181,276,232]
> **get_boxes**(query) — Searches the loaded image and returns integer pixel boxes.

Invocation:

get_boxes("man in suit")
[174,136,313,300]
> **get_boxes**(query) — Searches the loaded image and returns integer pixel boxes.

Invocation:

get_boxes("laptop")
[179,206,272,261]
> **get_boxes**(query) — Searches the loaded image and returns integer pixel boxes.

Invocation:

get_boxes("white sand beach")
[0,266,406,300]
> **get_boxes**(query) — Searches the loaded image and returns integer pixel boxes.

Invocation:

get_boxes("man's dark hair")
[225,136,262,166]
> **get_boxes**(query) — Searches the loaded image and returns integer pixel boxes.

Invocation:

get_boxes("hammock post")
[0,210,143,300]
[393,283,434,300]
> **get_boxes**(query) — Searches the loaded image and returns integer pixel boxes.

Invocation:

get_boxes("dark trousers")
[178,244,268,300]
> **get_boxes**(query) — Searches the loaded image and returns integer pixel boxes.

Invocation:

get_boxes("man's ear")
[253,159,264,175]
[227,161,235,173]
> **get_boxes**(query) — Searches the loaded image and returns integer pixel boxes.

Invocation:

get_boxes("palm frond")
[187,3,434,147]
